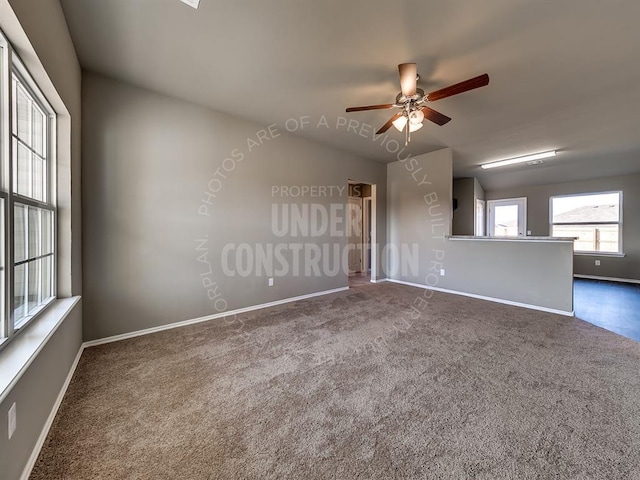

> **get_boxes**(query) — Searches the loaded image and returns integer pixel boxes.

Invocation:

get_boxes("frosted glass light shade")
[392,115,423,132]
[409,109,424,125]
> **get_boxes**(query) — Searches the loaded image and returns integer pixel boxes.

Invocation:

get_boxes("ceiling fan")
[346,63,489,145]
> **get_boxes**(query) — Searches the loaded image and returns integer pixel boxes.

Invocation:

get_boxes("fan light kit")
[346,63,490,145]
[392,116,423,133]
[481,151,557,169]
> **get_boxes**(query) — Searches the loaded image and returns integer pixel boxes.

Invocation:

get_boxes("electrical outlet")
[268,278,274,287]
[595,260,601,266]
[440,269,445,276]
[8,403,16,440]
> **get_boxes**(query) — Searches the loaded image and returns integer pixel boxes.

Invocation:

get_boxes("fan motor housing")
[396,88,425,105]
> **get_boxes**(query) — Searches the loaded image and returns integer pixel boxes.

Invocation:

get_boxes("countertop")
[446,235,576,242]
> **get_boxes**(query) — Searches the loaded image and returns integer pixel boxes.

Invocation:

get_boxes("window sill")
[574,252,626,258]
[0,296,80,404]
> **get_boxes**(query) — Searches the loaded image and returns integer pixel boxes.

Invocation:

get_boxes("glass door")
[487,198,527,237]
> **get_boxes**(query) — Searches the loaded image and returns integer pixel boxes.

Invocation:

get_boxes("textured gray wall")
[486,173,640,280]
[387,148,453,283]
[82,73,387,341]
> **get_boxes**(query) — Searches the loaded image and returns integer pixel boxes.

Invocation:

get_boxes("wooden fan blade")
[427,73,490,102]
[421,106,452,126]
[346,104,394,112]
[376,113,403,135]
[398,63,417,97]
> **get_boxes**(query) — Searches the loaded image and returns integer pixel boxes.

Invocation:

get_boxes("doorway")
[487,197,527,237]
[347,195,363,274]
[347,181,376,286]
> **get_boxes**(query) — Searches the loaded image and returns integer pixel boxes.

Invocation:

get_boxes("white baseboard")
[84,286,350,348]
[574,274,640,285]
[21,344,85,480]
[369,278,389,284]
[386,278,575,317]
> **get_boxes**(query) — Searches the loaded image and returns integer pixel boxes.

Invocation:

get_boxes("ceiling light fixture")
[180,0,200,9]
[409,109,424,125]
[481,150,556,169]
[392,115,423,133]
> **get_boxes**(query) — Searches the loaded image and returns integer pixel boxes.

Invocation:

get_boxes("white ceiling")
[59,0,640,190]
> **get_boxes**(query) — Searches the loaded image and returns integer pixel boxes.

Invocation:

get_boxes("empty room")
[1,0,640,478]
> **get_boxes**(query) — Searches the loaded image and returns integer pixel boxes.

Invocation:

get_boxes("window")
[551,192,622,254]
[0,30,56,347]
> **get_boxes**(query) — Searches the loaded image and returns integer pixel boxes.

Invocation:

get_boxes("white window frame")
[0,30,57,350]
[549,191,623,256]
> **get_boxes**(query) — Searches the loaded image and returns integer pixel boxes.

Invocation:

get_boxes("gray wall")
[474,178,485,202]
[0,304,82,480]
[440,239,574,313]
[82,72,387,341]
[388,150,573,312]
[452,178,475,236]
[0,1,83,478]
[474,178,485,235]
[486,173,640,280]
[387,148,453,283]
[453,177,486,236]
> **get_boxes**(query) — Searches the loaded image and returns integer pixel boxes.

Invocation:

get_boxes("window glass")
[14,263,26,325]
[14,81,30,141]
[551,192,622,254]
[14,204,26,262]
[12,74,48,203]
[32,104,45,155]
[42,209,52,254]
[13,204,53,328]
[6,64,56,335]
[15,141,31,196]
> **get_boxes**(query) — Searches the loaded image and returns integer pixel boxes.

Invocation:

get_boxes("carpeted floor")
[31,283,640,479]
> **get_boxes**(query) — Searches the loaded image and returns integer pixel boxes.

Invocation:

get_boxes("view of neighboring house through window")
[551,192,622,254]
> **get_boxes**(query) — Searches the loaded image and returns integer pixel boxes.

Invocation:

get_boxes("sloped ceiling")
[60,0,640,190]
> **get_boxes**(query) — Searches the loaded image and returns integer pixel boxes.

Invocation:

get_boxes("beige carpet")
[31,283,640,479]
